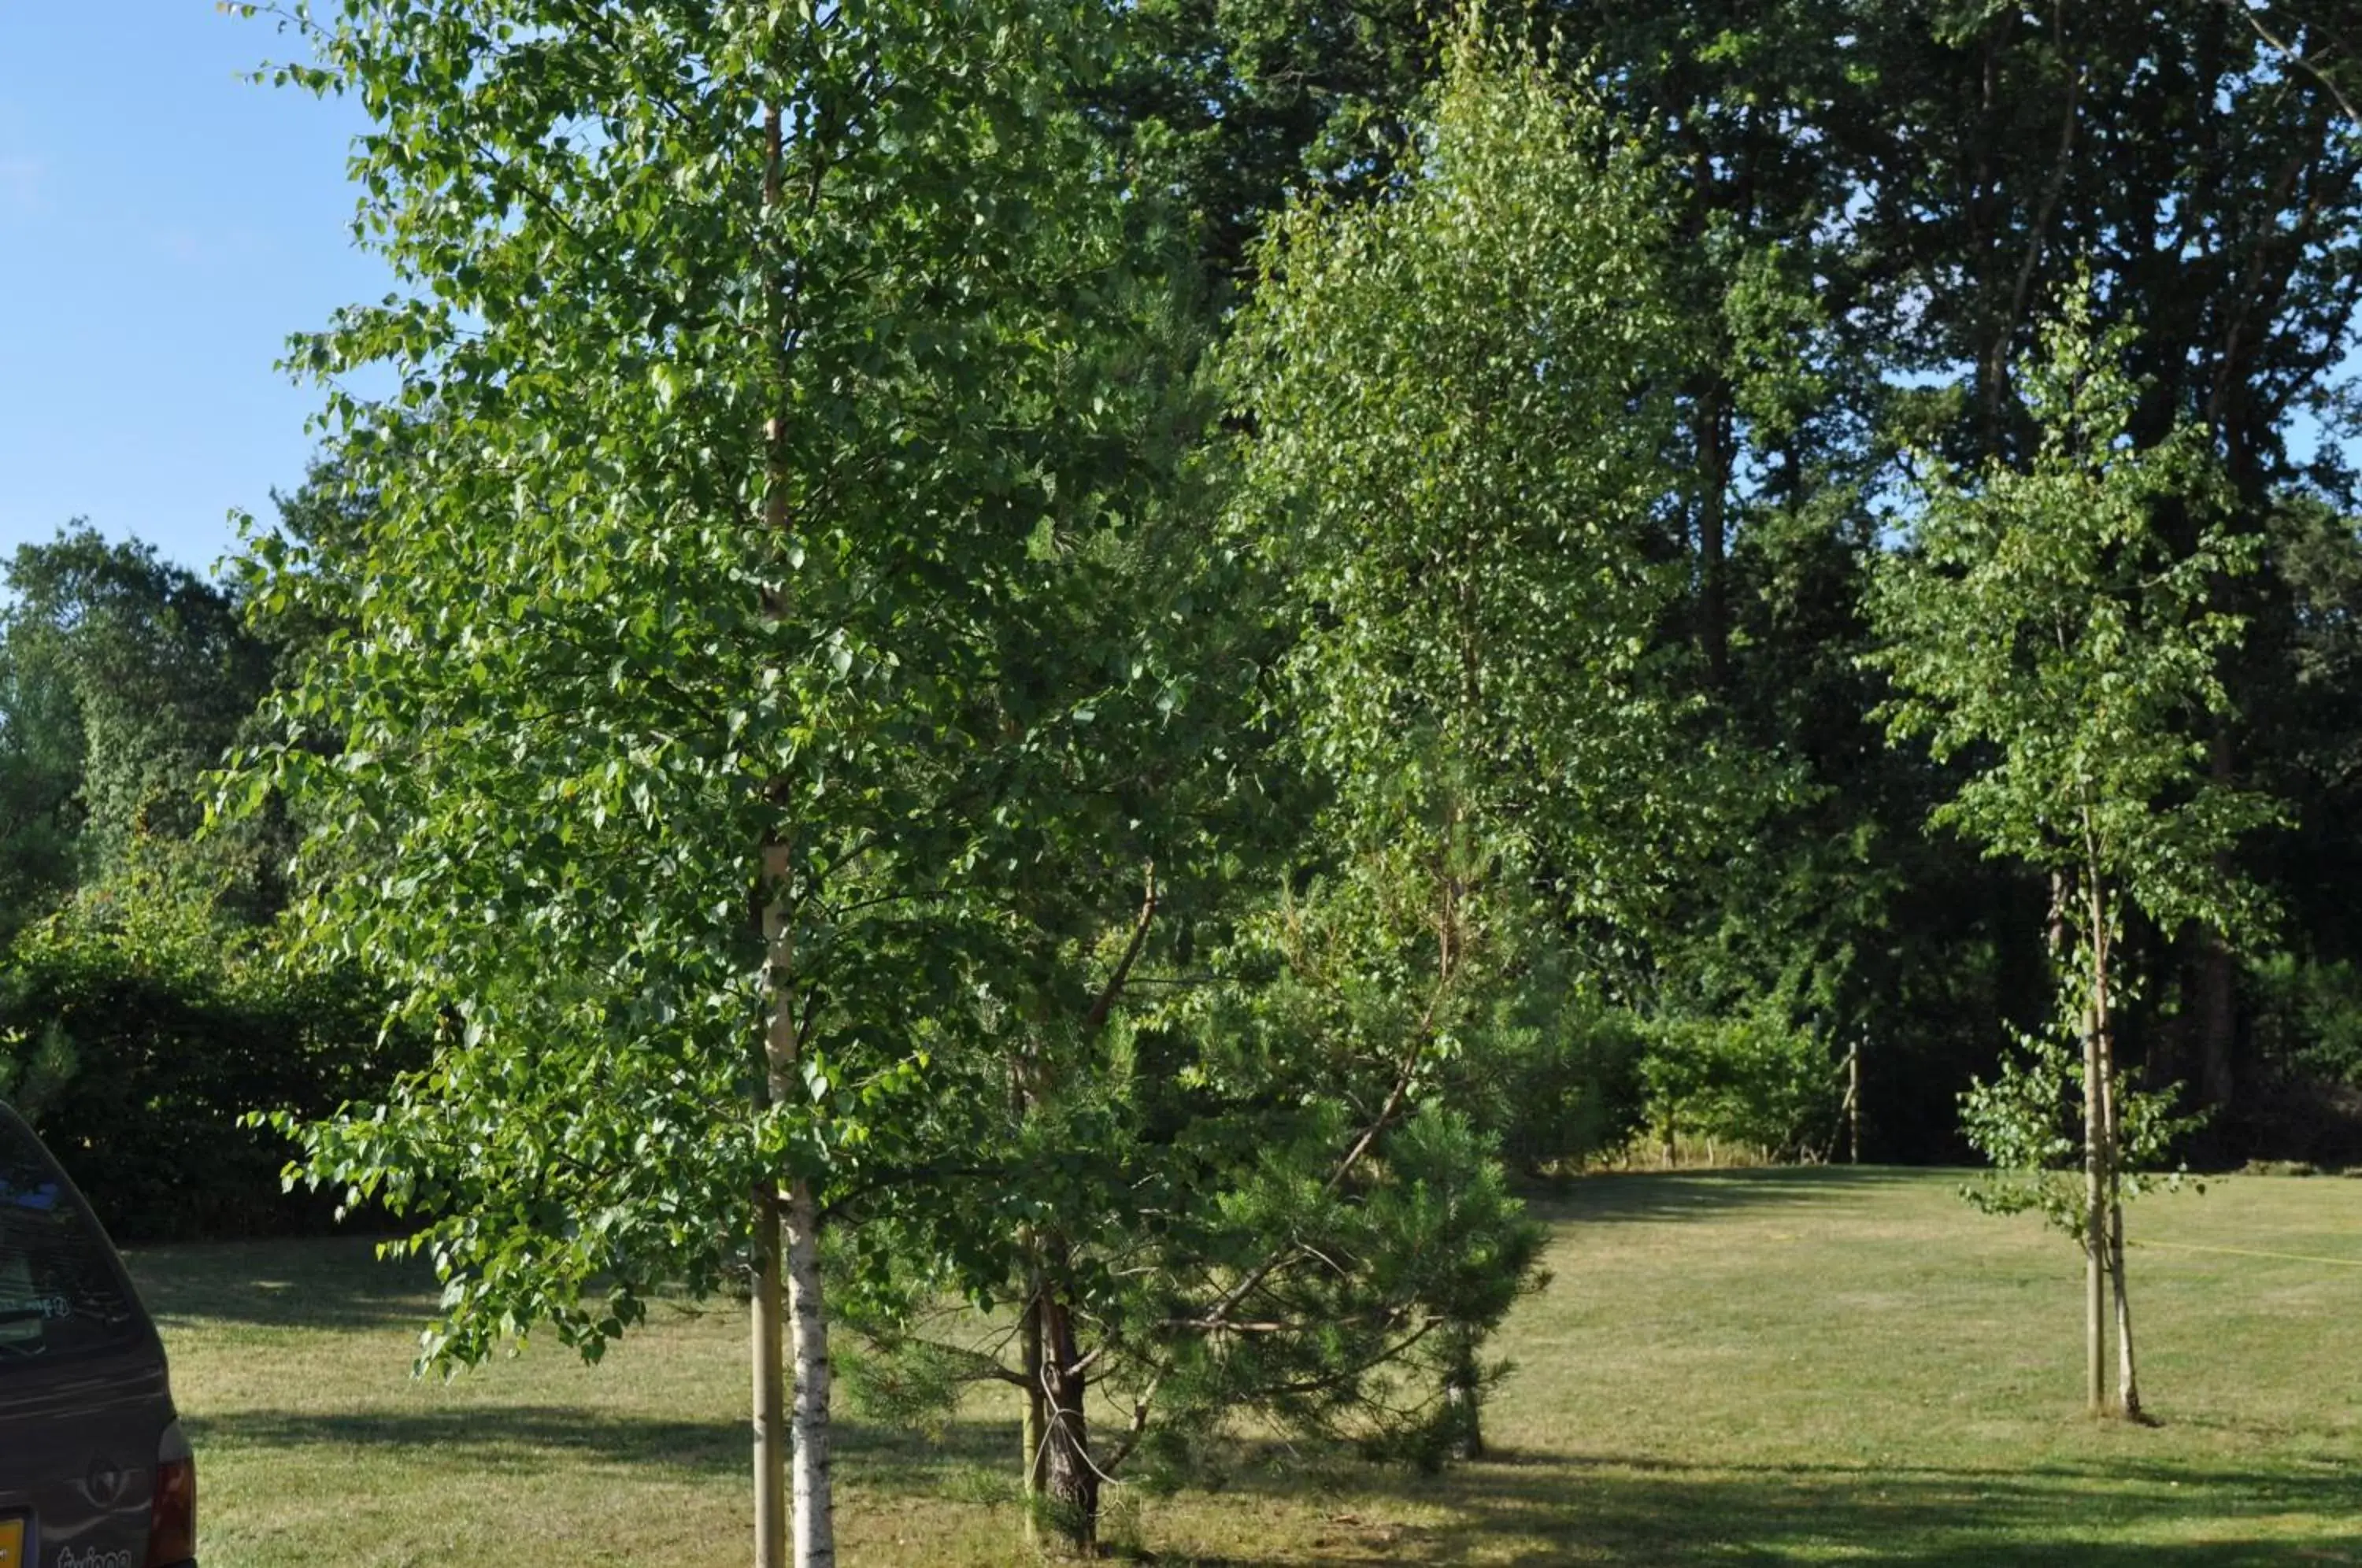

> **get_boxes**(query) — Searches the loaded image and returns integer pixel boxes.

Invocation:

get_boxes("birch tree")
[1219,23,1703,1459]
[1866,280,2275,1419]
[226,3,1179,1563]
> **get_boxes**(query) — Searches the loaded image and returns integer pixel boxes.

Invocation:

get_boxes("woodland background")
[9,2,2360,1243]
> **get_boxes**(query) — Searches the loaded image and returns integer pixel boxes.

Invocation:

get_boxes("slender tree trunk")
[761,837,824,1564]
[2082,1000,2107,1418]
[2082,881,2143,1420]
[2093,958,2142,1419]
[752,1182,787,1568]
[753,834,795,1568]
[1011,863,1154,1551]
[1020,1288,1046,1543]
[1443,1332,1485,1461]
[757,94,835,1568]
[1845,1036,1862,1165]
[786,1178,835,1566]
[1039,1285,1098,1554]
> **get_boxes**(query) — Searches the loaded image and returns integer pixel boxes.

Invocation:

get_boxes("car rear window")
[0,1114,143,1364]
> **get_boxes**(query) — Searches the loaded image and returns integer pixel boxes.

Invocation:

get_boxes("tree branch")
[1083,861,1159,1036]
[2221,0,2360,121]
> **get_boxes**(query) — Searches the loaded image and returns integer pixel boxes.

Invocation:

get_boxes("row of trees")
[4,0,2360,1560]
[228,12,1654,1558]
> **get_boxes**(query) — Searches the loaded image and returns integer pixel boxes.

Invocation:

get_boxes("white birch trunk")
[756,86,834,1566]
[786,1177,835,1568]
[753,84,799,1566]
[761,834,831,1564]
[755,835,795,1568]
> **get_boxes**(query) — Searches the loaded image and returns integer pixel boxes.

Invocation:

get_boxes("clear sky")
[0,6,389,579]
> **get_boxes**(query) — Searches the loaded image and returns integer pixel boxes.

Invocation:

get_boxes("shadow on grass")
[124,1234,437,1333]
[187,1403,1018,1496]
[187,1405,746,1477]
[1179,1446,2362,1566]
[179,1396,2362,1565]
[1520,1166,1943,1228]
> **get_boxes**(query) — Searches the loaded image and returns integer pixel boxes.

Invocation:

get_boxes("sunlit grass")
[128,1167,2362,1565]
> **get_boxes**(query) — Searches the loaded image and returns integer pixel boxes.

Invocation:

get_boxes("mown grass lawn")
[128,1167,2362,1566]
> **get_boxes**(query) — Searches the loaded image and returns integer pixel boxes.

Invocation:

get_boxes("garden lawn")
[128,1167,2362,1566]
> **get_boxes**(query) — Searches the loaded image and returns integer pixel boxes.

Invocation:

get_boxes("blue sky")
[0,6,388,578]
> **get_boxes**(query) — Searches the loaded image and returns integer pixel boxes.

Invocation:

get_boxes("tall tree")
[0,625,83,936]
[231,3,1191,1563]
[1224,20,1701,1449]
[1867,283,2276,1418]
[842,37,1709,1539]
[0,527,276,911]
[835,46,1608,1529]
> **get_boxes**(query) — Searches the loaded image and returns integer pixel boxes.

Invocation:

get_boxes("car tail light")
[145,1422,194,1568]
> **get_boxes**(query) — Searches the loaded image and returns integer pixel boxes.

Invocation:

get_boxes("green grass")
[128,1168,2362,1565]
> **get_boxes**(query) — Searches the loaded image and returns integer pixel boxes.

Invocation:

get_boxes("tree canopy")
[12,2,2362,1556]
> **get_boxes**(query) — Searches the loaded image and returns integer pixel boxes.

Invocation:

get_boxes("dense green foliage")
[0,855,398,1239]
[0,529,274,915]
[0,523,389,1238]
[230,0,1198,1373]
[1096,0,2362,1162]
[12,0,2362,1551]
[220,3,1591,1555]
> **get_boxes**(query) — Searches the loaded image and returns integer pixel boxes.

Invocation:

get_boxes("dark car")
[0,1103,194,1568]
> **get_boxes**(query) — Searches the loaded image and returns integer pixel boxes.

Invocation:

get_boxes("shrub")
[1636,1002,1840,1163]
[0,858,404,1240]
